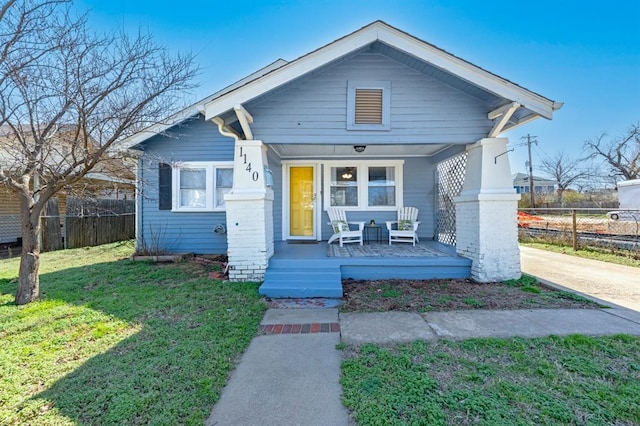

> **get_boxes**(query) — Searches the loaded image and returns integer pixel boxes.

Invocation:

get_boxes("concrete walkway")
[206,309,350,426]
[207,249,640,425]
[521,245,640,312]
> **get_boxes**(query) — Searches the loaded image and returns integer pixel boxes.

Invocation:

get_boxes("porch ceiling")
[269,143,454,158]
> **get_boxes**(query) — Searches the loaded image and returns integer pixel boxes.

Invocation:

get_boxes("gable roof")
[512,172,558,186]
[118,59,288,150]
[121,20,562,149]
[204,21,562,121]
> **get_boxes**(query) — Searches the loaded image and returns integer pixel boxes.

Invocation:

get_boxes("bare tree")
[0,0,197,305]
[539,151,592,206]
[584,123,640,181]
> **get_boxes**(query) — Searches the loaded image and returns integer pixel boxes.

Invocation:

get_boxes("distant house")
[512,172,557,194]
[121,21,562,296]
[0,125,134,245]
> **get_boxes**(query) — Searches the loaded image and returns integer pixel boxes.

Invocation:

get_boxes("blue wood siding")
[138,116,235,254]
[246,49,492,144]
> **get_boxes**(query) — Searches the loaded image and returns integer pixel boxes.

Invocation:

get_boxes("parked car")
[607,179,640,221]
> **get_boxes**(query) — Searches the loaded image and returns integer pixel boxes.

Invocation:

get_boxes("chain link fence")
[518,208,640,252]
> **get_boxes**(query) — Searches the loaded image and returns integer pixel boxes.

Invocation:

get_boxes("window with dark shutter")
[158,163,172,210]
[354,88,383,124]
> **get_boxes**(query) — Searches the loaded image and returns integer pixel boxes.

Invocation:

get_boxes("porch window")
[346,81,391,130]
[368,166,396,207]
[329,166,358,207]
[172,161,233,212]
[323,160,403,211]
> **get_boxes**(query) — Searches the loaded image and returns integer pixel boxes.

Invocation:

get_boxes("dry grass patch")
[341,275,602,312]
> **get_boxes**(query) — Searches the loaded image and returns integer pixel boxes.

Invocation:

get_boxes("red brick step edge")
[258,322,340,335]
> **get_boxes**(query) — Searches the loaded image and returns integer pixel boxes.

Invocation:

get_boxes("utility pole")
[523,134,538,208]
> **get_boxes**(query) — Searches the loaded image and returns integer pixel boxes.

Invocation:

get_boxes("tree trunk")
[15,202,42,305]
[558,189,565,208]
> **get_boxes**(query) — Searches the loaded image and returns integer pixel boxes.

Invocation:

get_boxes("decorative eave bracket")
[487,102,520,138]
[234,104,254,140]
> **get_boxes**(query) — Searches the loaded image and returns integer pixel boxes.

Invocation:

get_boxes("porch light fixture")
[354,145,366,153]
[341,167,353,180]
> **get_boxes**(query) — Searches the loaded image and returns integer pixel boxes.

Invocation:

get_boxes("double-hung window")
[368,166,396,207]
[214,167,233,209]
[171,161,233,212]
[329,166,358,207]
[179,166,208,208]
[324,161,403,210]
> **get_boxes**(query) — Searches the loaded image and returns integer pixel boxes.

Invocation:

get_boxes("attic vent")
[354,88,383,124]
[347,81,390,130]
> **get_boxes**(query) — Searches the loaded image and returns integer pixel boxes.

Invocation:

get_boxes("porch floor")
[259,240,472,298]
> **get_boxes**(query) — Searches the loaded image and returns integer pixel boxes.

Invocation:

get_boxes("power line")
[532,142,551,161]
[521,134,538,208]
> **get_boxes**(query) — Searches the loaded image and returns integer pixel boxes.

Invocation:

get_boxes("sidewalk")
[340,308,640,344]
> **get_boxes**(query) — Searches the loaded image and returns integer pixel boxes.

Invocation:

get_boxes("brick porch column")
[225,140,274,282]
[454,138,521,282]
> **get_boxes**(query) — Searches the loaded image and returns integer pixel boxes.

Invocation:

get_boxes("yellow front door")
[289,166,314,237]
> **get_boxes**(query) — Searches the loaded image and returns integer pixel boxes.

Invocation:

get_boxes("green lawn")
[521,242,640,268]
[0,242,266,425]
[341,335,640,425]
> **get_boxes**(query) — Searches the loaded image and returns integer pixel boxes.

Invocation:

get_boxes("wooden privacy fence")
[64,214,135,248]
[41,213,135,250]
[41,198,135,251]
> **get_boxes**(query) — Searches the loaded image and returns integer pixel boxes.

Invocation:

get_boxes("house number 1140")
[239,147,259,181]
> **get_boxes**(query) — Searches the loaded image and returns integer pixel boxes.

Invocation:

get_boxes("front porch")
[259,240,472,298]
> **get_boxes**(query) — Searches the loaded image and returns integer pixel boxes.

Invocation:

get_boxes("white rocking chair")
[386,207,420,246]
[327,208,364,247]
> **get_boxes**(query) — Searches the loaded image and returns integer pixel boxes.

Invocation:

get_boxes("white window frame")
[172,161,233,212]
[346,80,391,131]
[213,165,234,210]
[322,160,404,211]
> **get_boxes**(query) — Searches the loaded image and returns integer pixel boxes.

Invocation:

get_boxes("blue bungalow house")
[121,21,562,297]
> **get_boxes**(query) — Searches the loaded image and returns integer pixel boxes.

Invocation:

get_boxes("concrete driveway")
[520,246,640,312]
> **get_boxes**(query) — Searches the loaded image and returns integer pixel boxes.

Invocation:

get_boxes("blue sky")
[75,0,639,179]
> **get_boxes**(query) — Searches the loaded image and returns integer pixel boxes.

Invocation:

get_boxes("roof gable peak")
[120,21,562,149]
[203,20,561,121]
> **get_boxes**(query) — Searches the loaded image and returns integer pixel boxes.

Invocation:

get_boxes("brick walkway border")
[258,322,340,335]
